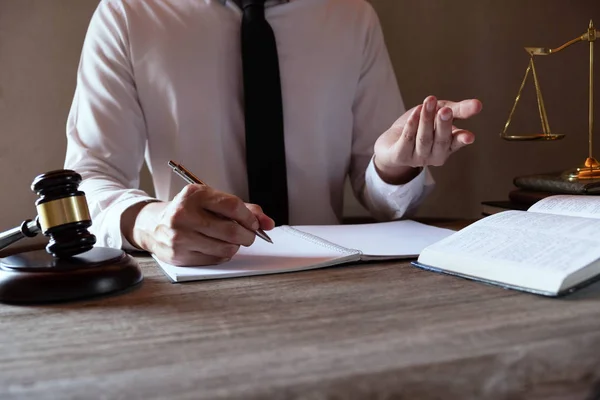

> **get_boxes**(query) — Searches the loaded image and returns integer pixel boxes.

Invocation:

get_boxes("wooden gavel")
[0,169,143,305]
[0,169,96,257]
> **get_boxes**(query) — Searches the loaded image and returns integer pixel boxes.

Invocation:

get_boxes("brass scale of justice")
[501,20,599,181]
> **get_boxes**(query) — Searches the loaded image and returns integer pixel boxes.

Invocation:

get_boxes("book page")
[291,220,455,258]
[421,211,600,275]
[529,194,600,219]
[153,226,358,282]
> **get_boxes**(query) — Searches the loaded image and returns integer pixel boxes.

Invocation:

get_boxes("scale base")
[0,247,143,304]
[563,158,600,181]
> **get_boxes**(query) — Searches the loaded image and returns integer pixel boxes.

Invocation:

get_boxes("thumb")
[450,129,475,152]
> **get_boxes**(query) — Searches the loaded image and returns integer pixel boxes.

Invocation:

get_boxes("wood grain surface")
[1,221,600,400]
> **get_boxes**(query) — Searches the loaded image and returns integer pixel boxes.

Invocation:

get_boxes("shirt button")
[107,237,114,247]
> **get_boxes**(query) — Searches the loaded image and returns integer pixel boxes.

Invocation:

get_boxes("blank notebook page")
[292,220,455,257]
[154,225,356,282]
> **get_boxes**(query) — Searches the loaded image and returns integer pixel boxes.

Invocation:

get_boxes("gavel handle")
[0,219,41,252]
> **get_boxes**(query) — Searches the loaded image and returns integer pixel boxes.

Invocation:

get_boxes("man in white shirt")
[64,0,482,266]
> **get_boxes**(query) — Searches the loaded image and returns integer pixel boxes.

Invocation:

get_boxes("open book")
[414,195,600,297]
[153,220,454,282]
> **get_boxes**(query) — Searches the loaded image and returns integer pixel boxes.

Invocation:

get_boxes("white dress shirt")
[64,0,434,250]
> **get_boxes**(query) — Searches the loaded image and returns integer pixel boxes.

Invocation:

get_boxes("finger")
[389,105,418,131]
[450,129,476,153]
[245,203,275,231]
[437,99,482,120]
[182,228,243,258]
[168,202,255,247]
[152,228,241,265]
[157,250,229,267]
[168,186,256,246]
[414,96,437,164]
[430,107,453,166]
[192,186,259,231]
[390,104,421,165]
[193,209,257,247]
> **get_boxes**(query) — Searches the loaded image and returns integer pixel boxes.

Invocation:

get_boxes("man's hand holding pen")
[122,173,275,267]
[133,185,274,266]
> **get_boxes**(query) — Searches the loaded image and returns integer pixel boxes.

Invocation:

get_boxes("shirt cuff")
[89,194,157,252]
[363,157,434,220]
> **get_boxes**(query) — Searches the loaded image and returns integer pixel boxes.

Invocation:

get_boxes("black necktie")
[241,0,289,225]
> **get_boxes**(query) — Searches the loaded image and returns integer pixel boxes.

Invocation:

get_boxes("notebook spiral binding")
[280,226,357,255]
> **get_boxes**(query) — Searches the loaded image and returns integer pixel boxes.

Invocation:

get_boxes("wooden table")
[1,221,600,400]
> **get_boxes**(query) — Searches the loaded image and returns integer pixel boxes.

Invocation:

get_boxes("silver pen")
[168,160,273,244]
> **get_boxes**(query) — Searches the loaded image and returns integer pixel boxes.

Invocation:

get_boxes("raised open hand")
[374,96,482,184]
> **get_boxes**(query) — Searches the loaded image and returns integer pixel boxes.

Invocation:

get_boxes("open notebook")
[153,220,455,282]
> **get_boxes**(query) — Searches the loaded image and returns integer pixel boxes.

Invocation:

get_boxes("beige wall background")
[0,0,599,235]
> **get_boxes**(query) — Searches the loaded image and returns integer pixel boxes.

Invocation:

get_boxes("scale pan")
[502,133,565,141]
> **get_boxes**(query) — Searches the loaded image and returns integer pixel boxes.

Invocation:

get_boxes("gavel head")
[31,169,96,258]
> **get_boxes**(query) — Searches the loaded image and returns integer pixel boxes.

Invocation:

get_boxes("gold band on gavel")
[36,195,91,232]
